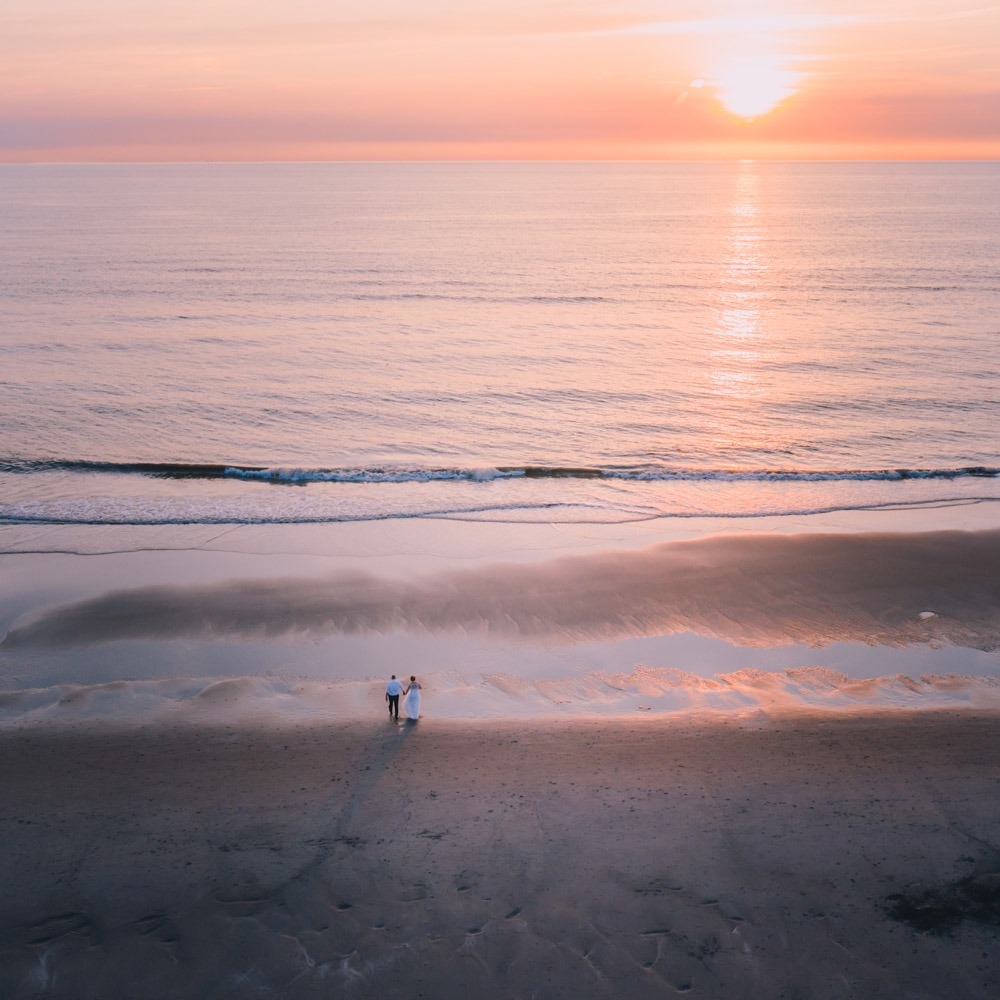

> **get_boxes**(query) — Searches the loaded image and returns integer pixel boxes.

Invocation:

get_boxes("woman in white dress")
[403,675,422,720]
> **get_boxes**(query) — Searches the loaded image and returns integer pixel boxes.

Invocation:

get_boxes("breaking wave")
[4,459,1000,528]
[3,458,999,484]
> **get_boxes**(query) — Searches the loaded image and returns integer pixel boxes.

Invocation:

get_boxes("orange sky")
[2,1,998,161]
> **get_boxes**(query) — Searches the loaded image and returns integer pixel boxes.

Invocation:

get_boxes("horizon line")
[3,157,999,166]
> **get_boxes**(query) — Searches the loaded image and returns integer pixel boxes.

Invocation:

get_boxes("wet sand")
[2,710,999,999]
[6,529,1000,653]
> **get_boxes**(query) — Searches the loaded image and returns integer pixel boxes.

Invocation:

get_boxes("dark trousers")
[387,694,399,718]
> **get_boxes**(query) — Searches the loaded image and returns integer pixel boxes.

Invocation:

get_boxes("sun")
[713,56,799,120]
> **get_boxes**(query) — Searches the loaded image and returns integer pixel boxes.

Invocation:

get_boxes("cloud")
[615,14,865,37]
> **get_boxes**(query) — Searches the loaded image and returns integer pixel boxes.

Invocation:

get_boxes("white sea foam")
[220,465,1000,485]
[223,466,528,483]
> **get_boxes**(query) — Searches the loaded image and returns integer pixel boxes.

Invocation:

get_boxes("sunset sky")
[2,0,998,161]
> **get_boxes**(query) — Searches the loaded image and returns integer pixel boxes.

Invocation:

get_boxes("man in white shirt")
[386,675,404,721]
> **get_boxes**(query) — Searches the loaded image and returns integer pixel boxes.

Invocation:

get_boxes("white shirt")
[386,679,405,696]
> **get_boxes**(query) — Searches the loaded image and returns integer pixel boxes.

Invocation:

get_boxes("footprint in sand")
[399,884,430,902]
[27,912,94,946]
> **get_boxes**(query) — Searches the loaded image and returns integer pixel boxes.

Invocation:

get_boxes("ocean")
[3,160,1000,536]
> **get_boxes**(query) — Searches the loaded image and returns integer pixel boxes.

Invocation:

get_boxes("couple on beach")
[386,675,421,722]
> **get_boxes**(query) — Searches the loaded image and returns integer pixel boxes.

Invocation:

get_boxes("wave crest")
[3,458,998,484]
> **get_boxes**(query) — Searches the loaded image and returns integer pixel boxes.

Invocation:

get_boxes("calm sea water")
[2,161,999,528]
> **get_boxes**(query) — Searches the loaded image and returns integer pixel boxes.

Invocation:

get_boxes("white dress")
[403,684,421,720]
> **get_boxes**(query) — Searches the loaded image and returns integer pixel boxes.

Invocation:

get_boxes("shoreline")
[3,517,999,704]
[3,667,1000,728]
[4,496,1000,558]
[2,710,999,998]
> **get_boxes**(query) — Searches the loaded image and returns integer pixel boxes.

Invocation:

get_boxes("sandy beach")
[2,710,999,999]
[2,515,999,997]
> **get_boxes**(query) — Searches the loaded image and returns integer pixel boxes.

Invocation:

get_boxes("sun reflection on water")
[704,162,776,457]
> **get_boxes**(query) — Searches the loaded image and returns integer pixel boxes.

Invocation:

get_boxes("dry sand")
[2,710,999,999]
